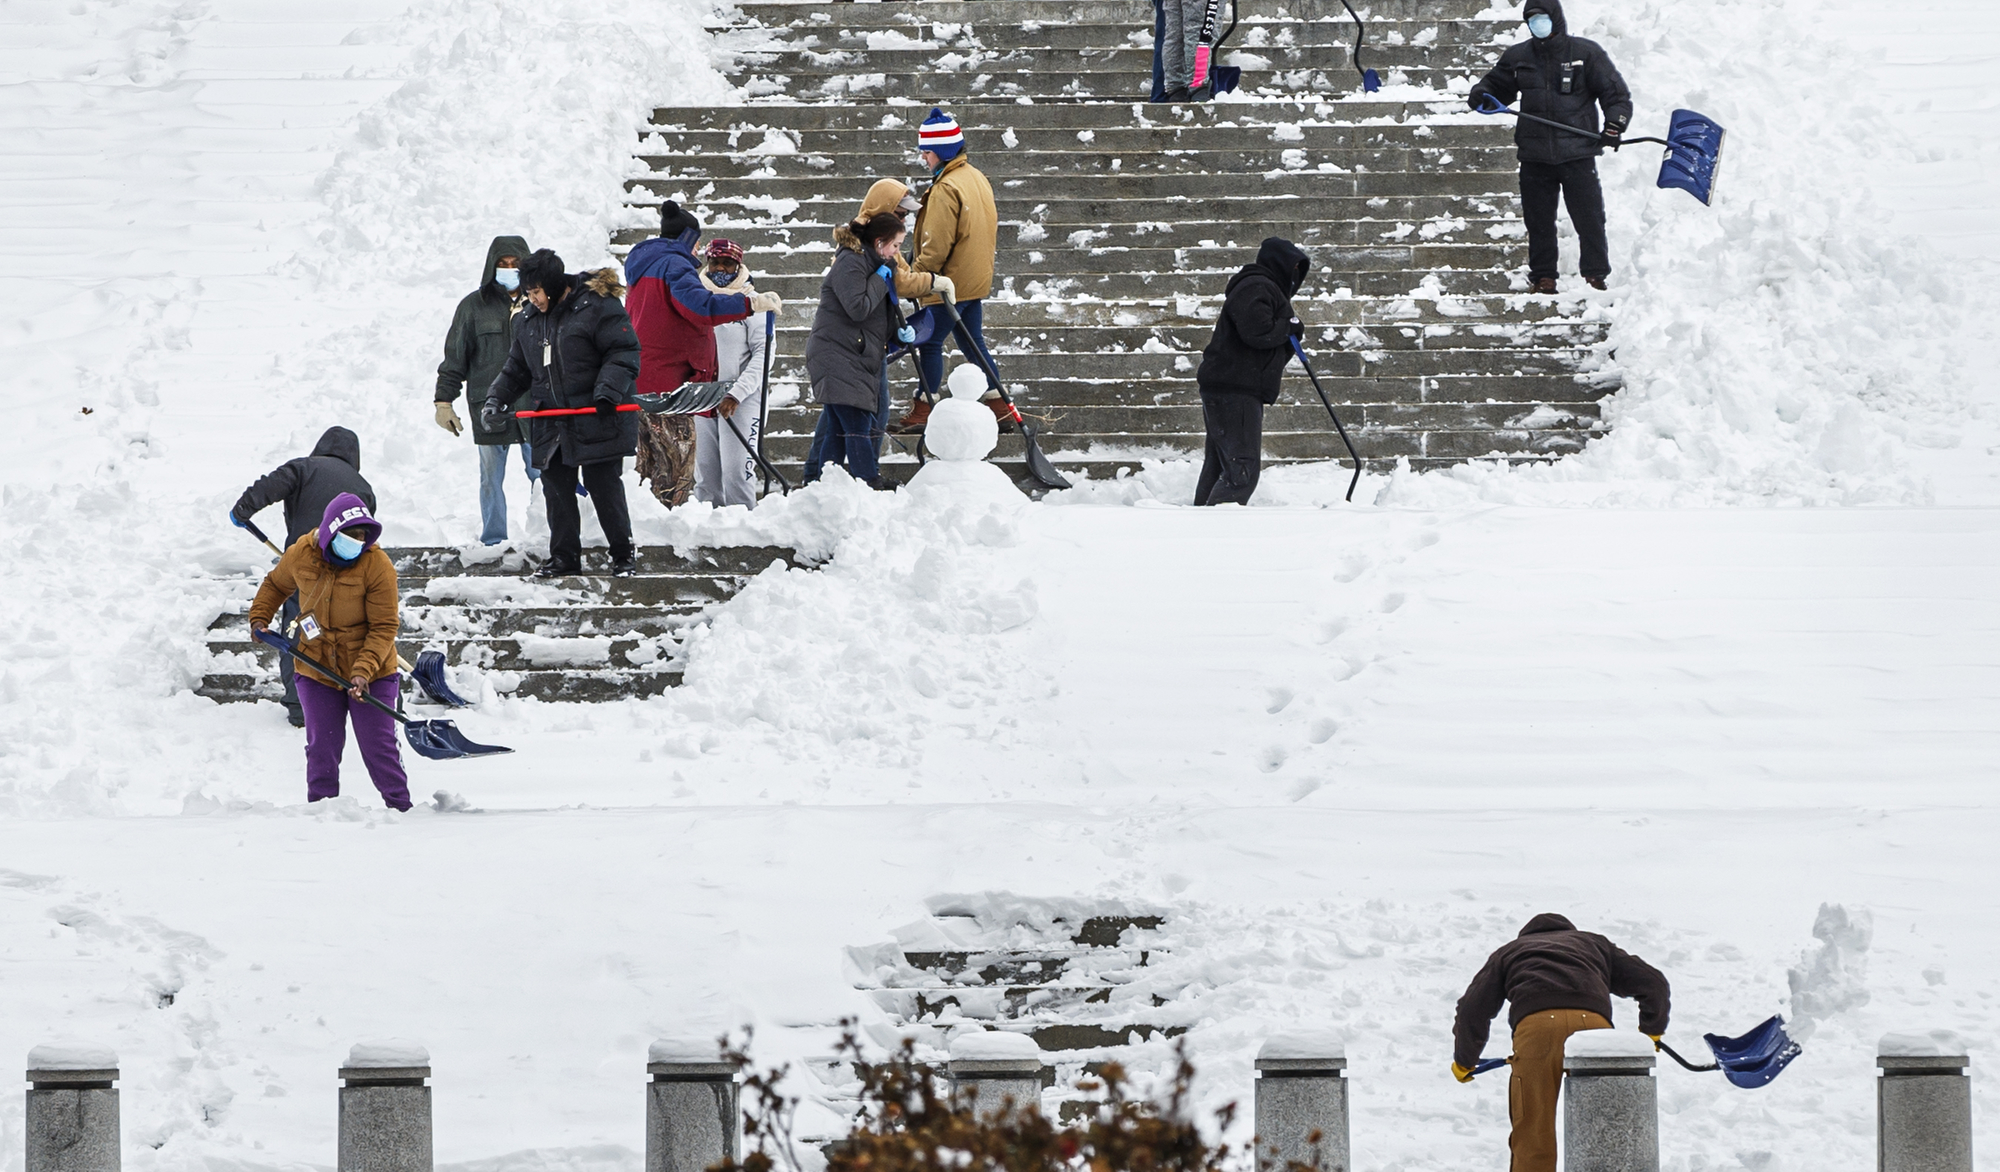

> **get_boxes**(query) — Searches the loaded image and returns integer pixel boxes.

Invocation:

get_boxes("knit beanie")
[659,199,702,240]
[918,107,965,163]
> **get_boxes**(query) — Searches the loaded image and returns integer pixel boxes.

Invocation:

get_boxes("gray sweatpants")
[1161,0,1212,92]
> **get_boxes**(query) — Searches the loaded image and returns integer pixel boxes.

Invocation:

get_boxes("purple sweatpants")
[295,673,412,811]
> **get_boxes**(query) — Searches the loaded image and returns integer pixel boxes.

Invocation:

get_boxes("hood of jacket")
[1234,237,1310,298]
[1523,0,1569,39]
[308,426,362,471]
[481,234,530,295]
[581,267,626,300]
[833,179,917,252]
[1518,912,1579,937]
[317,491,381,556]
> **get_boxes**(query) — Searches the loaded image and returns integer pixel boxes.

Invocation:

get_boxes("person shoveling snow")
[1450,913,1671,1172]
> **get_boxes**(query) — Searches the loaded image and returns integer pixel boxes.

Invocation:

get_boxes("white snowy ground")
[0,1,1997,1171]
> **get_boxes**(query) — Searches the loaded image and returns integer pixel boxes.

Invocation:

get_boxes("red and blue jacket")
[624,227,753,394]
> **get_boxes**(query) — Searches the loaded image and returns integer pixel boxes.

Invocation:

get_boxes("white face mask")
[494,267,521,291]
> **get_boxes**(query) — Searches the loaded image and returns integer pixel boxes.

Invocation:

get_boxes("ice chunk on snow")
[950,1031,1041,1060]
[1257,1032,1346,1061]
[1878,1029,1967,1057]
[347,1039,429,1068]
[1564,1031,1656,1058]
[27,1042,117,1070]
[649,1037,727,1064]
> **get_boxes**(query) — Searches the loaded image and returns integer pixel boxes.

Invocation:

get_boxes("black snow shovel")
[253,629,512,759]
[1289,338,1364,502]
[1475,95,1727,205]
[933,297,1071,491]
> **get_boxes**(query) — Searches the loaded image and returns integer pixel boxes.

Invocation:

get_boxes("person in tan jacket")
[247,492,411,811]
[899,107,1010,436]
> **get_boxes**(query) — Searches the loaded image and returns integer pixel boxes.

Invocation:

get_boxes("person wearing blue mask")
[1469,0,1632,294]
[435,235,538,544]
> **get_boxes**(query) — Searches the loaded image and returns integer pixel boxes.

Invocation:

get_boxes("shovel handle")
[515,405,642,418]
[1475,98,1667,149]
[252,628,408,726]
[1656,1039,1720,1073]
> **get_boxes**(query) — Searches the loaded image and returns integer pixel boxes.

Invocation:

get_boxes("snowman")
[904,363,1019,501]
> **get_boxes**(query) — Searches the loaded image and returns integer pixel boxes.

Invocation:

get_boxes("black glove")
[1289,318,1304,339]
[1603,121,1626,145]
[480,400,511,430]
[594,397,617,416]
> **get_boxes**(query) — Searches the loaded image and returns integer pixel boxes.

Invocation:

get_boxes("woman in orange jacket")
[247,492,410,810]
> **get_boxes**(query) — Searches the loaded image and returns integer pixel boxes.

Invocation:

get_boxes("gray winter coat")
[804,245,892,412]
[231,426,378,547]
[437,234,532,444]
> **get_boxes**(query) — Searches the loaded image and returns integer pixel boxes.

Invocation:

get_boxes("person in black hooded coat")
[1469,0,1632,293]
[1192,237,1310,506]
[230,425,378,725]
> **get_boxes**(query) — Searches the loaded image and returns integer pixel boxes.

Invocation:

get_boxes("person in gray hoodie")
[692,238,770,509]
[435,234,537,544]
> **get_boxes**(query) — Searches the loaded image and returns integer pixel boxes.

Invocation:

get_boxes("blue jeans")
[805,403,881,484]
[805,367,891,479]
[917,299,1000,399]
[478,442,537,545]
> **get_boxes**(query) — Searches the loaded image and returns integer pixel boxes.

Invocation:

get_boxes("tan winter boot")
[892,397,933,434]
[983,394,1018,434]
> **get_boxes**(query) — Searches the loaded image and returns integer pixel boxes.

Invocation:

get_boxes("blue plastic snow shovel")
[410,649,473,708]
[1475,95,1726,205]
[1657,1015,1802,1089]
[253,629,512,759]
[1338,0,1381,92]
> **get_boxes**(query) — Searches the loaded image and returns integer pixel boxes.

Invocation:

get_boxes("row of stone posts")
[22,1033,1976,1172]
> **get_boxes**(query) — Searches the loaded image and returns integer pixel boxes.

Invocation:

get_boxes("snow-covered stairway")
[195,545,795,705]
[845,898,1190,1120]
[622,0,1617,488]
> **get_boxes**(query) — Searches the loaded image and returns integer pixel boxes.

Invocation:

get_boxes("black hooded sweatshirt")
[1196,237,1311,405]
[232,426,378,547]
[1451,913,1671,1067]
[1468,0,1633,166]
[437,234,533,445]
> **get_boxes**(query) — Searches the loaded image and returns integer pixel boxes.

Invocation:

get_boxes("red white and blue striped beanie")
[919,107,965,162]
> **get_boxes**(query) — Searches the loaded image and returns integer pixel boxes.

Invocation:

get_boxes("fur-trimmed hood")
[833,178,918,253]
[582,267,626,300]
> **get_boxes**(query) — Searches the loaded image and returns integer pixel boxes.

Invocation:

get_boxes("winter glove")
[875,263,893,282]
[228,510,247,529]
[433,401,463,436]
[749,291,782,315]
[1288,317,1305,339]
[930,273,957,303]
[1602,121,1626,145]
[1451,1062,1475,1084]
[594,397,617,417]
[480,400,511,431]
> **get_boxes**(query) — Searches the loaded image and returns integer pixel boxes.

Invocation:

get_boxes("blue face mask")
[1527,13,1554,37]
[494,267,521,291]
[329,532,365,561]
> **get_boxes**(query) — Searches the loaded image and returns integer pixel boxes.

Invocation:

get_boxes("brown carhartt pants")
[1508,1009,1612,1172]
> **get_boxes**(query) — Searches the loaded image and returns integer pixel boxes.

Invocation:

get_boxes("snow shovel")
[637,381,733,416]
[1338,0,1382,92]
[933,298,1071,491]
[1475,95,1726,205]
[410,650,473,708]
[252,629,512,759]
[1288,338,1363,502]
[1656,1015,1802,1089]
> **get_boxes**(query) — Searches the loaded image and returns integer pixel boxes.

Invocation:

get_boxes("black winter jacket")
[486,270,643,469]
[804,245,896,412]
[1468,0,1633,166]
[1196,237,1310,405]
[437,234,531,445]
[232,427,378,547]
[1452,913,1671,1067]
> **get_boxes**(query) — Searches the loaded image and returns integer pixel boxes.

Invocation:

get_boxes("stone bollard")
[1878,1031,1973,1172]
[947,1032,1044,1119]
[1254,1034,1349,1172]
[1562,1031,1658,1172]
[645,1039,742,1172]
[338,1040,433,1172]
[26,1043,121,1172]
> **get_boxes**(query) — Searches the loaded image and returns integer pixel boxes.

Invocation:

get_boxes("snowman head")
[946,363,990,400]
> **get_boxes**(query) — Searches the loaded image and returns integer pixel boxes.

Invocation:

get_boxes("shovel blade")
[636,381,731,415]
[1656,108,1726,205]
[1703,1015,1801,1089]
[403,719,513,760]
[1361,67,1381,92]
[410,650,472,708]
[1017,424,1073,491]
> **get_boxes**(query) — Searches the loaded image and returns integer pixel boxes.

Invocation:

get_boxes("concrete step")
[208,604,705,638]
[385,545,796,577]
[637,144,1519,180]
[648,97,1471,131]
[766,344,1589,381]
[761,419,1598,463]
[723,18,1512,52]
[719,0,1507,27]
[724,44,1497,76]
[628,169,1520,203]
[730,67,1466,102]
[207,634,680,675]
[624,193,1524,231]
[962,322,1609,352]
[726,266,1543,301]
[768,398,1603,434]
[672,242,1525,278]
[197,669,684,705]
[777,370,1617,410]
[642,121,1512,153]
[617,216,1529,256]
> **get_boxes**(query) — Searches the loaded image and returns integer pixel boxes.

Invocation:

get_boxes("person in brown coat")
[247,492,411,810]
[901,107,1007,435]
[1452,913,1671,1172]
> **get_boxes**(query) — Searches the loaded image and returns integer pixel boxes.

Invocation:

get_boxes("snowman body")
[906,363,1016,500]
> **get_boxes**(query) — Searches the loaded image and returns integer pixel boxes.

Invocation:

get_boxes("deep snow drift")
[0,0,1995,1170]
